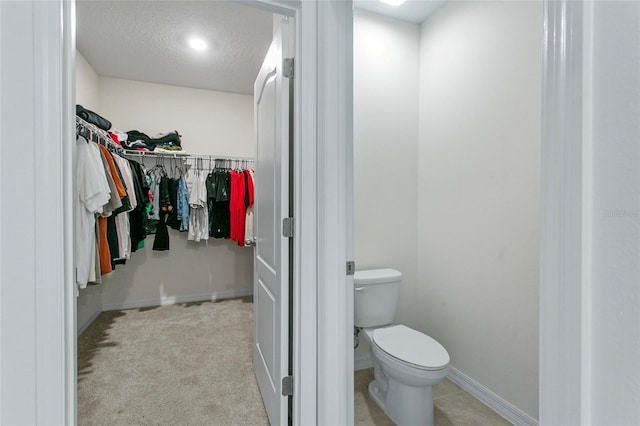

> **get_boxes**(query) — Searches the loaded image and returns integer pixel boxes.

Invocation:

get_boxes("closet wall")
[98,77,254,156]
[76,50,254,331]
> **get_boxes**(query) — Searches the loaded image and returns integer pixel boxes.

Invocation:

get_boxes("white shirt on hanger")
[75,137,110,289]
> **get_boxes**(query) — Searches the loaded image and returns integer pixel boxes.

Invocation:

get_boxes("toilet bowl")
[362,326,449,426]
[354,269,450,426]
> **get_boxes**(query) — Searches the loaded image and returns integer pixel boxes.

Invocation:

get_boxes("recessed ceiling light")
[188,37,207,51]
[380,0,407,5]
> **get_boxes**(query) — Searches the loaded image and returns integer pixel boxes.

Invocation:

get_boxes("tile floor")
[354,368,513,426]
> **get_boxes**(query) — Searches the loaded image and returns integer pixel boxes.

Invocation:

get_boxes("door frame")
[3,0,600,424]
[0,0,352,424]
[539,0,594,424]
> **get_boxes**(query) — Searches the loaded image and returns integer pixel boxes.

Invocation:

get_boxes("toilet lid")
[373,325,450,370]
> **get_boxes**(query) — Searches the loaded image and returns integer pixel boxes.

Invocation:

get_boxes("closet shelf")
[121,150,255,162]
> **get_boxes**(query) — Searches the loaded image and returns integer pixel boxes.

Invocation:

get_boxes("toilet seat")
[372,325,449,371]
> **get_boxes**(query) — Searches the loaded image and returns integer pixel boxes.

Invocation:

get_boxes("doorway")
[72,0,297,424]
[0,0,353,424]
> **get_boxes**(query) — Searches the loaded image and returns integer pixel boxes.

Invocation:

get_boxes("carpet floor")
[78,297,268,426]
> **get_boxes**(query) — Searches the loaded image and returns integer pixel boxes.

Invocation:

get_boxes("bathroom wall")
[417,1,541,418]
[353,10,420,365]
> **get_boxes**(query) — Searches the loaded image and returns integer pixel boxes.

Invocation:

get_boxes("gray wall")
[417,1,541,418]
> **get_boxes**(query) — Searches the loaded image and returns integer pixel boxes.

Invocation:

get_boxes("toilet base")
[368,378,435,426]
[368,380,387,411]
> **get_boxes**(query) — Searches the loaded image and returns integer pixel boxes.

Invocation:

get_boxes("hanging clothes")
[177,175,190,232]
[166,178,180,230]
[107,153,132,267]
[244,169,255,246]
[112,155,137,260]
[188,169,209,242]
[96,144,124,215]
[146,171,161,234]
[74,135,110,289]
[229,170,247,246]
[208,169,231,239]
[127,160,149,251]
[153,176,171,250]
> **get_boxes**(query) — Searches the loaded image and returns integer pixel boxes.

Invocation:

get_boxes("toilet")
[354,268,450,426]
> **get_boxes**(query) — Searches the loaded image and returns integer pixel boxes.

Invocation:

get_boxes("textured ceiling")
[77,1,443,95]
[76,1,274,95]
[353,0,445,24]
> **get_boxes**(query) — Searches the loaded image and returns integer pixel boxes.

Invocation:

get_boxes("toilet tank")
[354,268,402,328]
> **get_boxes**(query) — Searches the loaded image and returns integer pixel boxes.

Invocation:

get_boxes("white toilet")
[354,268,450,426]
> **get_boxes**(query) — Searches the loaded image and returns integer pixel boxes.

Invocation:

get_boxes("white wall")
[75,51,99,110]
[417,1,541,419]
[75,50,103,333]
[99,77,254,156]
[589,2,640,423]
[353,10,420,364]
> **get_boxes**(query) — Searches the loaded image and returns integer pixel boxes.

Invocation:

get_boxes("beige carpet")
[78,297,268,426]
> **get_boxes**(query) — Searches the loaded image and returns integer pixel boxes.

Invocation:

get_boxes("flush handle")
[355,287,366,292]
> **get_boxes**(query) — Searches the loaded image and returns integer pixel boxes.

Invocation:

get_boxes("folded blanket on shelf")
[126,130,182,148]
[76,105,112,131]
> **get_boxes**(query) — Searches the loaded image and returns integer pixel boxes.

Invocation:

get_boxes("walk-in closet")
[74,2,279,423]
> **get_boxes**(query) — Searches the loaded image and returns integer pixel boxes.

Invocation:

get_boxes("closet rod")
[75,116,124,154]
[121,150,255,162]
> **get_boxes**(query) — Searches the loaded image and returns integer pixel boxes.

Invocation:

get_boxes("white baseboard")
[101,288,254,312]
[77,309,102,336]
[447,366,538,426]
[353,355,537,426]
[355,356,373,371]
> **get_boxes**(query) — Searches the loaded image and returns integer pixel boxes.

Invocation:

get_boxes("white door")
[253,17,291,426]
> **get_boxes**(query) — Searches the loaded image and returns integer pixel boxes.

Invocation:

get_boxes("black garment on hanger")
[206,172,217,237]
[166,178,180,230]
[209,170,231,238]
[153,176,171,251]
[244,169,251,208]
[106,215,120,268]
[153,211,170,251]
[128,160,149,252]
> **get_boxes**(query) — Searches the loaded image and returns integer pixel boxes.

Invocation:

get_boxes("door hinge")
[283,58,294,79]
[282,375,294,396]
[346,261,355,276]
[282,217,294,238]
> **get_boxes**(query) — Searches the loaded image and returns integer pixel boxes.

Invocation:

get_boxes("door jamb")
[540,0,593,423]
[55,0,353,425]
